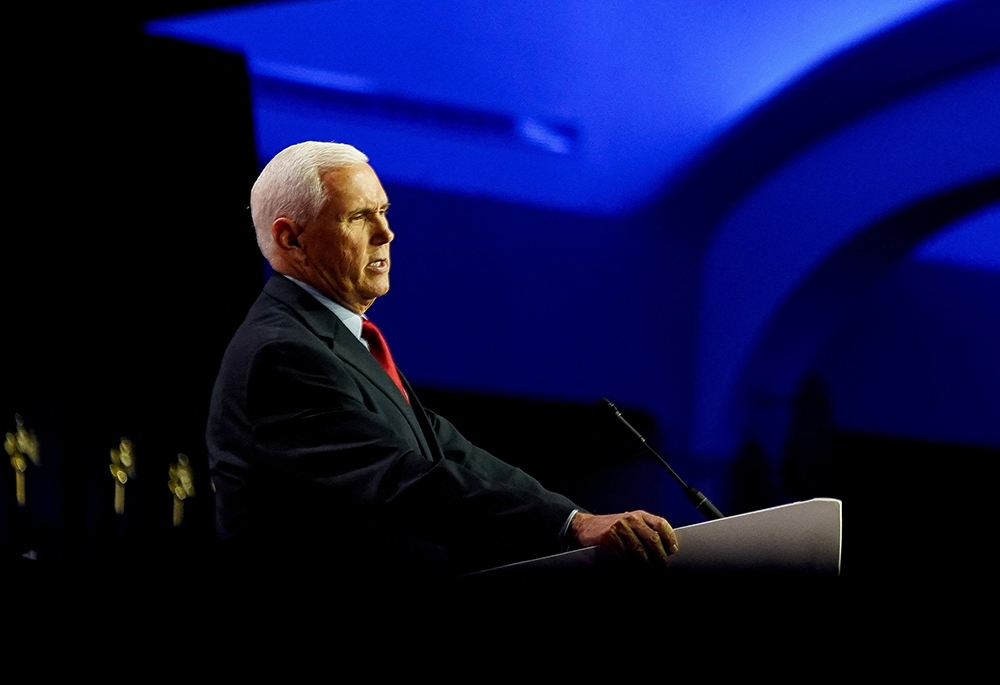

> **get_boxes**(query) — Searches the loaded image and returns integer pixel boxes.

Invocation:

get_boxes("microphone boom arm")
[598,398,723,521]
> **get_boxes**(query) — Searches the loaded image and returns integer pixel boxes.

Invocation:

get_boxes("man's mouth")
[367,258,389,272]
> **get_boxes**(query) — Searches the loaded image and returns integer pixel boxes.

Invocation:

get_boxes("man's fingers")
[643,512,679,555]
[612,518,649,562]
[623,512,672,564]
[571,510,679,565]
[596,524,627,557]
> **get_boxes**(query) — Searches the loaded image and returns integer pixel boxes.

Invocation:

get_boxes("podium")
[466,498,842,580]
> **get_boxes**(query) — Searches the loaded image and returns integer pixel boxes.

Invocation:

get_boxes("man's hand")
[570,511,679,565]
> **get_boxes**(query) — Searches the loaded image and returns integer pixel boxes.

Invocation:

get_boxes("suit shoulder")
[228,291,328,353]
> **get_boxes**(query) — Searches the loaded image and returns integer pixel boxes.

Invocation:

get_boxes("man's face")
[297,163,393,314]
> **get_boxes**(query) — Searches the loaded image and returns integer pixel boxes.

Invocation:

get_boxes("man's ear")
[272,217,302,255]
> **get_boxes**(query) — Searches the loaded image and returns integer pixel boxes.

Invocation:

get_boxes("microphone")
[598,398,724,521]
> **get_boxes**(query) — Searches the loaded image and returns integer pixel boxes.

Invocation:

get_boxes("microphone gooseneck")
[598,398,724,521]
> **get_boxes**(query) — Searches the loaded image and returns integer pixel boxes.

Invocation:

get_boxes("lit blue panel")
[914,201,1000,271]
[145,0,946,214]
[693,63,1000,456]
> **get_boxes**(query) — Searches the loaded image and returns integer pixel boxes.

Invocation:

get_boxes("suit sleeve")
[241,337,578,557]
[423,407,578,510]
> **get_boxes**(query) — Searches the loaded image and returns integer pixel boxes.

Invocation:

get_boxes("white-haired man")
[207,141,678,577]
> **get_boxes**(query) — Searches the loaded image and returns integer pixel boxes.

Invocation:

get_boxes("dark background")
[3,3,997,608]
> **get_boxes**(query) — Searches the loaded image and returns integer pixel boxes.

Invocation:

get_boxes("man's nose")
[372,217,393,244]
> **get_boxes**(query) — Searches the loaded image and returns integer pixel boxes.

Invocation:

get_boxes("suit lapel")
[399,373,445,462]
[264,275,434,457]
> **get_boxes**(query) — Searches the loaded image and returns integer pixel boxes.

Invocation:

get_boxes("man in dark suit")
[207,141,678,577]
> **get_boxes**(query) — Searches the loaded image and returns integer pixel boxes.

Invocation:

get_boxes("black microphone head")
[597,398,619,415]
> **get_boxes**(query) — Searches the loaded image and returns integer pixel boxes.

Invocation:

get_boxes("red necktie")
[361,319,410,404]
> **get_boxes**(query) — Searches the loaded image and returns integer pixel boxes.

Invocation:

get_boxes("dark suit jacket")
[206,274,579,576]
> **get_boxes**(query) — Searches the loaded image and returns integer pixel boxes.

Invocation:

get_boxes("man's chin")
[366,280,390,300]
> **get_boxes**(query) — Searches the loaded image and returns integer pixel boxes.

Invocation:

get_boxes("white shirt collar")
[283,275,366,343]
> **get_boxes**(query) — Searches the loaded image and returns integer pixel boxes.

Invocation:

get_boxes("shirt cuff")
[558,509,579,552]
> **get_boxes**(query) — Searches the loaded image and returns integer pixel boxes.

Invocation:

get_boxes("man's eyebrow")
[348,202,390,217]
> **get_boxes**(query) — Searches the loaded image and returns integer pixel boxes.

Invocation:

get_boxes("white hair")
[250,141,370,262]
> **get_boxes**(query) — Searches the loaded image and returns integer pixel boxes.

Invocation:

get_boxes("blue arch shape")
[678,0,1000,458]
